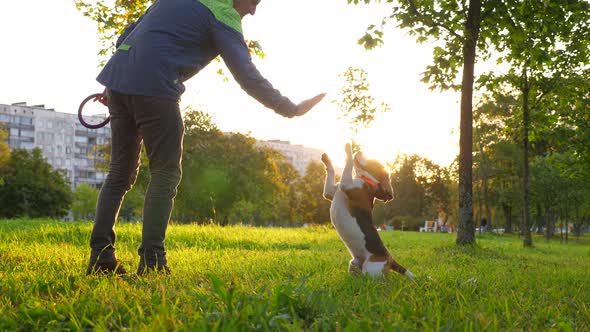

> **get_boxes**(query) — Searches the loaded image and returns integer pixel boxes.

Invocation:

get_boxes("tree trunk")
[484,187,491,230]
[545,207,556,240]
[565,211,569,244]
[480,147,491,229]
[536,203,543,234]
[560,215,564,243]
[521,69,533,247]
[573,223,582,237]
[456,0,481,246]
[503,204,512,233]
[476,182,482,233]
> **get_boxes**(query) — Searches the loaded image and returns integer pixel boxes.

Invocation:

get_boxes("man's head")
[233,0,260,18]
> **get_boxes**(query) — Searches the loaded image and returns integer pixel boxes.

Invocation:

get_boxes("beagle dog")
[322,144,414,279]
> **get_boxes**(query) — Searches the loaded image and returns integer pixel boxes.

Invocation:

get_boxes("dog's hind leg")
[321,153,337,201]
[348,257,363,275]
[388,256,415,280]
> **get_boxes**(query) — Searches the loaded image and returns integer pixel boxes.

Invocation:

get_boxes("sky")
[0,0,460,168]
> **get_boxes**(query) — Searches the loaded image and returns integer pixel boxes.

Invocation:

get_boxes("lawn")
[1,219,588,331]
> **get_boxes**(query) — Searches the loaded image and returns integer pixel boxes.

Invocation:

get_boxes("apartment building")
[0,102,110,189]
[257,139,325,175]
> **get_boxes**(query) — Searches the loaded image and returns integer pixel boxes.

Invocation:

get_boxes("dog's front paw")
[321,153,332,167]
[344,143,353,160]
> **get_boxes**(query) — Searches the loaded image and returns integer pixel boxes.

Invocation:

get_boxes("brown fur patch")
[387,256,407,275]
[364,159,387,178]
[345,187,373,212]
[368,254,388,262]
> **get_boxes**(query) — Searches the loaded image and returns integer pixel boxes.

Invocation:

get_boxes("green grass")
[1,219,589,331]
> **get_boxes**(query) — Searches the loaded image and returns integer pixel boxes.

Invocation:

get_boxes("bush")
[0,149,72,218]
[390,215,424,231]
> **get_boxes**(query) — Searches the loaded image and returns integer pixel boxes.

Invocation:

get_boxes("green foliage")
[92,107,311,226]
[333,67,390,146]
[295,161,331,225]
[1,219,589,330]
[348,0,489,246]
[118,185,146,222]
[255,156,302,226]
[478,0,590,246]
[174,108,295,225]
[473,97,524,232]
[71,183,99,221]
[377,154,454,229]
[349,0,494,91]
[0,128,10,186]
[0,149,72,219]
[388,156,427,218]
[75,0,151,63]
[473,78,590,237]
[350,0,590,247]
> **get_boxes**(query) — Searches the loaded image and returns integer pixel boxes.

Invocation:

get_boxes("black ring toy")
[78,93,110,129]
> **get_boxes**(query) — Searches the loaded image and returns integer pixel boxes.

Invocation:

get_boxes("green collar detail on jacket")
[198,0,243,34]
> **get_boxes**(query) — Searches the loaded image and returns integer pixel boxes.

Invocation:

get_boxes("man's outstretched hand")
[293,93,326,117]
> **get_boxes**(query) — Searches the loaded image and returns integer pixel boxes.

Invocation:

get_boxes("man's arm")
[210,20,325,117]
[210,22,298,117]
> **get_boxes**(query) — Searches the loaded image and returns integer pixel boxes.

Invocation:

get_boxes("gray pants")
[89,89,184,268]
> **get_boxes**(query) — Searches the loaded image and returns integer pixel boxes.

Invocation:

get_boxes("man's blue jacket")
[97,0,297,117]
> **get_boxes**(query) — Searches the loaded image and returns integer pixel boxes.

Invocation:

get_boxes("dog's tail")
[388,257,415,280]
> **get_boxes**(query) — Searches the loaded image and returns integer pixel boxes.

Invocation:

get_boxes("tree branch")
[405,0,464,41]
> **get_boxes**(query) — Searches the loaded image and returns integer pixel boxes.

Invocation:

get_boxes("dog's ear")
[354,151,368,168]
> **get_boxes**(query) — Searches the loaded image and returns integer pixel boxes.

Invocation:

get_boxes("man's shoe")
[86,260,127,276]
[137,265,171,276]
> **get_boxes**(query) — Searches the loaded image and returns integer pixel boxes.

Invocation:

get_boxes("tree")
[295,161,332,224]
[226,151,302,226]
[0,149,72,218]
[473,77,590,239]
[173,108,290,225]
[388,155,427,222]
[374,154,453,231]
[473,100,502,228]
[0,128,10,187]
[417,158,453,226]
[530,154,564,240]
[333,67,390,148]
[348,0,494,245]
[481,0,590,247]
[72,183,99,220]
[256,153,302,226]
[473,94,523,233]
[350,0,590,246]
[490,141,523,234]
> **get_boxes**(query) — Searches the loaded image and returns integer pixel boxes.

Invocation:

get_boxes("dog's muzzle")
[375,184,393,202]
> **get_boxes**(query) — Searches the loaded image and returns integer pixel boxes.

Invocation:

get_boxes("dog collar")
[360,175,378,187]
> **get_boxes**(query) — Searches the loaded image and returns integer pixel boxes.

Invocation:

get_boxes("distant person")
[480,217,488,233]
[86,0,326,276]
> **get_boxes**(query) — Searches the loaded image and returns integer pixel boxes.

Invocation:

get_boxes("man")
[86,0,326,276]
